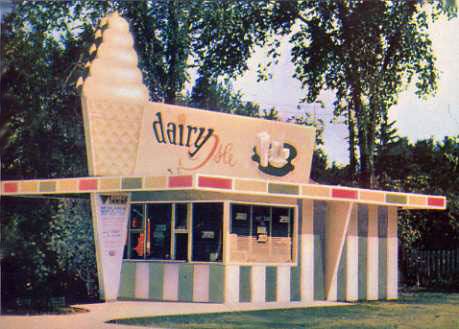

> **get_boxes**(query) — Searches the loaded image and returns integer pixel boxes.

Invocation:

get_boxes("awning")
[1,174,446,210]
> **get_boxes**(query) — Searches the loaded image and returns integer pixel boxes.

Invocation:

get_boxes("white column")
[345,205,359,301]
[324,201,353,301]
[277,265,291,302]
[163,263,179,301]
[251,265,266,303]
[225,265,240,304]
[135,263,150,299]
[300,199,314,302]
[193,264,210,302]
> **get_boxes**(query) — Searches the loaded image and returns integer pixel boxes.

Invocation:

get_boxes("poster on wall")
[94,193,130,301]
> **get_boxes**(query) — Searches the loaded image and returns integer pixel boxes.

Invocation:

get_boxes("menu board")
[94,194,130,301]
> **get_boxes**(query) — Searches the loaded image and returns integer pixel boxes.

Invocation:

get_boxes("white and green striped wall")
[118,262,225,303]
[117,199,398,304]
[303,201,398,302]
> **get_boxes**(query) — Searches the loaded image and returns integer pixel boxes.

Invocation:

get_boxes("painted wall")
[117,200,398,303]
[118,262,225,303]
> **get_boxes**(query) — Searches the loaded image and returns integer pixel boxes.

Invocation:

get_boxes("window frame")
[228,201,298,266]
[124,199,297,266]
[125,200,226,264]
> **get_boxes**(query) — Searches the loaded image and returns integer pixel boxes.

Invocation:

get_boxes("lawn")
[109,292,459,329]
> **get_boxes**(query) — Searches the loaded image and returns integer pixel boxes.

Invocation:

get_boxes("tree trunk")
[347,107,357,183]
[351,84,373,188]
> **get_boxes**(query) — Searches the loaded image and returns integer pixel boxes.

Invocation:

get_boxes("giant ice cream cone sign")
[80,12,148,176]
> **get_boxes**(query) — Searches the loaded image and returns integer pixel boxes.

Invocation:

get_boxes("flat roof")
[1,174,446,210]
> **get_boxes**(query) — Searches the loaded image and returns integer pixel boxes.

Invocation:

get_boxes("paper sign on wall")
[94,194,130,301]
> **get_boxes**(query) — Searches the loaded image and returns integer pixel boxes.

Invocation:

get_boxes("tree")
[48,200,97,298]
[0,0,279,304]
[263,0,457,187]
[374,136,459,251]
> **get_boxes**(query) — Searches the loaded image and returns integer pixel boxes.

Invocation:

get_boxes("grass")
[108,292,459,329]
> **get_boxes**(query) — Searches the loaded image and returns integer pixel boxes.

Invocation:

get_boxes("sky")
[2,2,457,165]
[233,16,459,164]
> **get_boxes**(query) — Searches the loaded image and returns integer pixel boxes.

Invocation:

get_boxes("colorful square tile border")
[0,175,447,210]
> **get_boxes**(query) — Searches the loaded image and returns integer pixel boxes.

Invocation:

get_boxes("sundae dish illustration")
[252,132,297,176]
[256,132,290,168]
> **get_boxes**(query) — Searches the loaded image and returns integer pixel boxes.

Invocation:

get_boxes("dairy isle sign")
[134,102,315,184]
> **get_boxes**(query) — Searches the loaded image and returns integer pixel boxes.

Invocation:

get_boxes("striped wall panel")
[225,265,239,304]
[367,206,379,300]
[148,263,164,300]
[135,263,149,299]
[178,264,194,302]
[345,206,359,301]
[239,266,252,302]
[193,264,210,302]
[265,267,277,302]
[163,263,179,301]
[300,199,314,302]
[357,205,368,301]
[252,265,266,303]
[387,207,398,299]
[290,266,301,301]
[277,266,291,302]
[290,198,302,302]
[208,264,224,303]
[378,207,388,300]
[118,262,136,299]
[336,243,346,301]
[118,262,225,303]
[313,201,326,300]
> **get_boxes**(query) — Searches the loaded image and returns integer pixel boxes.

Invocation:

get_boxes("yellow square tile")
[144,176,167,189]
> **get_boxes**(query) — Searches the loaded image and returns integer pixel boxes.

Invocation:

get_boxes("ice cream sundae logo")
[251,132,297,177]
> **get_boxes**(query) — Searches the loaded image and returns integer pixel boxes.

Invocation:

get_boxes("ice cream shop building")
[1,13,446,305]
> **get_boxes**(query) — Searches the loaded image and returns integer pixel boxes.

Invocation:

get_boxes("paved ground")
[0,300,346,329]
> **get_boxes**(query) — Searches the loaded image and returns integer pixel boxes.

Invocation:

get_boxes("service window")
[230,203,294,263]
[145,204,172,260]
[192,203,223,262]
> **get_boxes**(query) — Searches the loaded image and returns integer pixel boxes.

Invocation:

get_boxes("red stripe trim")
[428,197,445,207]
[79,179,98,191]
[331,188,358,199]
[198,176,232,190]
[3,182,18,193]
[169,175,193,188]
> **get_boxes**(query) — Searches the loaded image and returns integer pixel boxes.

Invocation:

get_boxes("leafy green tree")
[1,199,60,307]
[263,0,456,187]
[190,75,258,116]
[375,136,459,251]
[0,0,280,304]
[47,200,96,298]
